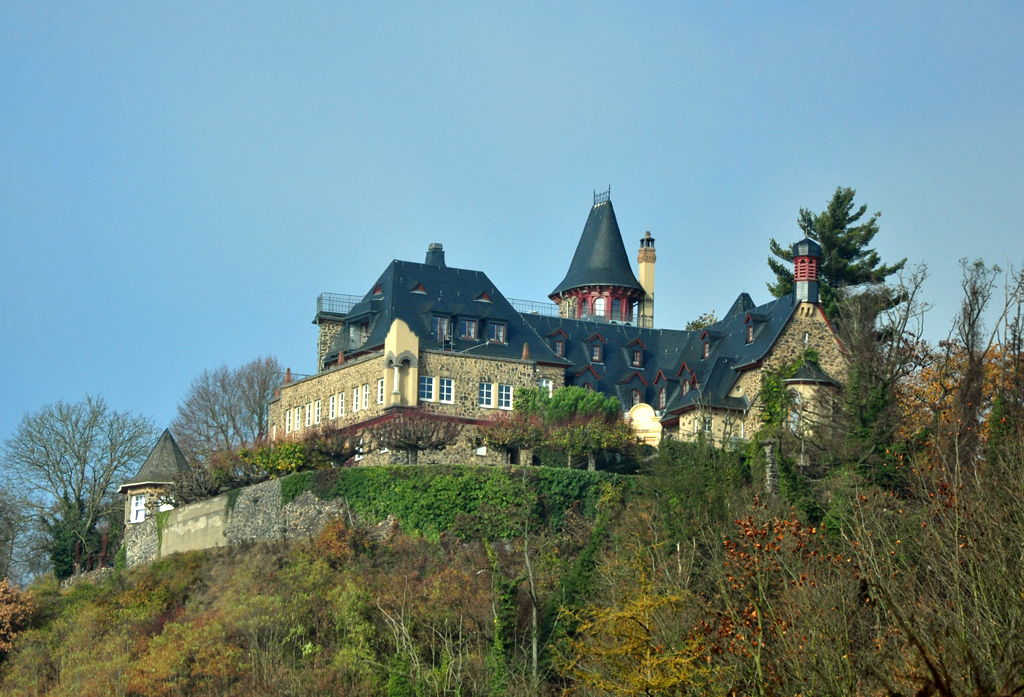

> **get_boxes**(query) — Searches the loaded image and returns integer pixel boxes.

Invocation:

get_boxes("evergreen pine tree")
[768,187,906,317]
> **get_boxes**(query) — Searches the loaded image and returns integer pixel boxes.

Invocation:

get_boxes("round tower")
[549,189,646,324]
[792,237,821,303]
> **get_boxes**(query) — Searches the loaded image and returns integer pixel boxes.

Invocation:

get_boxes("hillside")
[2,436,1024,696]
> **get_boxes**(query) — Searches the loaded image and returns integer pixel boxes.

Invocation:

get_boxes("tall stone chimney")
[637,231,656,327]
[425,243,446,267]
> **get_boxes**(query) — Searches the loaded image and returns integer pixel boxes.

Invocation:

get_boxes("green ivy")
[277,466,626,541]
[281,472,313,506]
[113,542,127,571]
[155,510,171,553]
[226,488,241,513]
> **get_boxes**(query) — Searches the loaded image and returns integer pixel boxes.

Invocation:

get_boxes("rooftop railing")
[316,293,363,316]
[508,298,560,317]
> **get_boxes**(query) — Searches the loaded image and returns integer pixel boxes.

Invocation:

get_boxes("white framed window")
[377,378,385,405]
[478,382,493,407]
[361,384,369,410]
[272,425,277,441]
[305,403,312,427]
[130,494,147,523]
[329,394,336,420]
[497,384,513,409]
[703,415,713,433]
[285,409,292,433]
[419,376,435,402]
[338,392,345,415]
[539,378,553,397]
[352,388,360,412]
[354,435,364,462]
[489,323,506,344]
[294,406,302,432]
[314,400,322,424]
[593,297,606,317]
[439,378,454,403]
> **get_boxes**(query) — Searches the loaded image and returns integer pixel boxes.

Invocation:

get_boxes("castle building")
[269,191,844,460]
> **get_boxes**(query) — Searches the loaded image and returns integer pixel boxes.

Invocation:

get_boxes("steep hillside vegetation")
[3,433,1024,696]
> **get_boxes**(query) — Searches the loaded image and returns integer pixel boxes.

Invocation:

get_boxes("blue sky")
[1,1,1022,437]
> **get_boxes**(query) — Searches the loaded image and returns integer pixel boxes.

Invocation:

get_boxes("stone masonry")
[675,302,846,442]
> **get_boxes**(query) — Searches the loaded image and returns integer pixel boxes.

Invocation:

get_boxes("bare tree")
[367,412,463,464]
[0,490,19,581]
[171,355,282,465]
[0,395,157,576]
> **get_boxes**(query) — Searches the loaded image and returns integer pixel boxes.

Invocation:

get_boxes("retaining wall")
[123,478,346,568]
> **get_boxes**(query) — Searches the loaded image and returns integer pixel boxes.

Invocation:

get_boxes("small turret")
[792,238,821,303]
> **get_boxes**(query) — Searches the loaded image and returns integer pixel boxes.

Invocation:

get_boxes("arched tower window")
[611,298,621,319]
[593,297,606,317]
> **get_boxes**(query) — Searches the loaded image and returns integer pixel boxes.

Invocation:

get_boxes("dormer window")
[631,349,643,367]
[630,389,641,407]
[489,323,507,344]
[554,339,564,357]
[460,319,477,340]
[683,380,691,395]
[350,321,370,345]
[590,344,602,362]
[703,342,710,359]
[433,316,451,340]
[658,387,667,410]
[746,325,753,344]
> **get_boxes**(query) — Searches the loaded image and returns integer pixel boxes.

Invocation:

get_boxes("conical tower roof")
[550,197,643,297]
[118,429,192,492]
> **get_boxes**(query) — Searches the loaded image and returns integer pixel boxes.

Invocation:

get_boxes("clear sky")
[1,2,1022,437]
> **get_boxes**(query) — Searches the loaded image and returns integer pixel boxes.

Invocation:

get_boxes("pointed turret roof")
[118,429,192,492]
[550,197,643,297]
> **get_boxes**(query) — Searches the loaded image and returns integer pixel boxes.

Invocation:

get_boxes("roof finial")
[593,186,610,205]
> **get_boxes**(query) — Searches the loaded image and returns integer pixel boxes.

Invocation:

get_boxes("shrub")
[0,579,34,656]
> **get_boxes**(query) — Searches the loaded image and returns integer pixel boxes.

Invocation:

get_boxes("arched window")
[583,382,594,391]
[630,389,641,407]
[593,297,606,317]
[611,298,621,319]
[658,387,666,410]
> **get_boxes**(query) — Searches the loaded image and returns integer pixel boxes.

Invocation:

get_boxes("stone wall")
[122,477,353,568]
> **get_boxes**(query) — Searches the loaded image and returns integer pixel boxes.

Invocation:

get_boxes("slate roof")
[522,291,816,423]
[119,429,192,492]
[550,199,643,296]
[322,253,572,368]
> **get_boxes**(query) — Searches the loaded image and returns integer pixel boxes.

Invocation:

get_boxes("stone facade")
[269,352,389,439]
[121,484,170,526]
[317,319,344,368]
[270,319,566,466]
